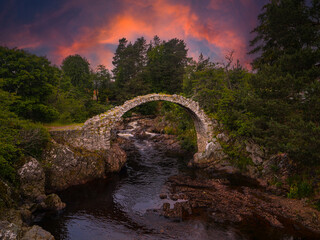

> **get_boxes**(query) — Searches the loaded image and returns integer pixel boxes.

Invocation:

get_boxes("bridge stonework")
[67,94,215,153]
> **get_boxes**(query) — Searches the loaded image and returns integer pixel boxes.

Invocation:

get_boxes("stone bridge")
[54,94,214,153]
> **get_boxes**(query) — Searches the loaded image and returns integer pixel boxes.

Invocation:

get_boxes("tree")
[0,89,49,183]
[249,0,319,74]
[112,37,150,101]
[146,37,188,93]
[61,54,92,89]
[249,0,320,121]
[183,53,212,97]
[112,38,128,89]
[248,0,320,164]
[94,64,112,103]
[0,46,59,122]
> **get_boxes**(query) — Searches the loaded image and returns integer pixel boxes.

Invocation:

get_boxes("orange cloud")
[35,0,256,70]
[56,0,246,66]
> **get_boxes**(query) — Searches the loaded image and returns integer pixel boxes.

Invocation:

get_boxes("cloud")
[0,0,267,69]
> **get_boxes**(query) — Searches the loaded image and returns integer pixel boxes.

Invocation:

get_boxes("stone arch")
[81,94,214,152]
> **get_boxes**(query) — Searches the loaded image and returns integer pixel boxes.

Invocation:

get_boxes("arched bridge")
[54,94,214,153]
[82,94,213,152]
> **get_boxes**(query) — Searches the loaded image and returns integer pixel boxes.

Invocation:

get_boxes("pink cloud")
[1,0,264,69]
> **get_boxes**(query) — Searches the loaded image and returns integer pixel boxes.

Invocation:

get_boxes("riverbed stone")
[159,193,167,199]
[162,201,192,219]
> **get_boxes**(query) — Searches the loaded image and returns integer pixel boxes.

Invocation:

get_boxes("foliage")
[18,121,50,159]
[146,37,188,94]
[248,0,320,164]
[160,102,197,152]
[0,46,59,122]
[129,101,159,116]
[220,140,253,171]
[112,37,150,101]
[112,36,188,102]
[0,89,50,183]
[61,54,92,89]
[249,0,319,72]
[287,180,313,199]
[94,64,112,103]
[185,57,254,137]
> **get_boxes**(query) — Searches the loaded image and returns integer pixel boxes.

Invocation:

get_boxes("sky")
[0,0,268,70]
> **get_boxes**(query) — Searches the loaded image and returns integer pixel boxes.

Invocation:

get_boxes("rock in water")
[105,143,127,172]
[43,194,66,211]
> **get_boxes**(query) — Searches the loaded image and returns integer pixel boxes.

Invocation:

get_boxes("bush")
[0,156,16,184]
[32,104,59,122]
[220,141,253,171]
[161,102,197,152]
[287,181,313,199]
[132,102,159,116]
[18,121,50,159]
[0,107,50,183]
[14,101,59,122]
[86,101,110,117]
[287,175,314,199]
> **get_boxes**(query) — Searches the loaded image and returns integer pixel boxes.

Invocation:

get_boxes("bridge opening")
[120,101,198,153]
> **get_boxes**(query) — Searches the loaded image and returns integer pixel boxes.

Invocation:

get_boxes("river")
[37,120,318,240]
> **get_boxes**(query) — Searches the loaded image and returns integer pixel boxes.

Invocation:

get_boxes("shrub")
[0,107,50,183]
[287,180,313,199]
[0,156,16,184]
[18,121,50,159]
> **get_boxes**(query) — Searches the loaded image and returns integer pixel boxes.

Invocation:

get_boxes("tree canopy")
[61,54,91,89]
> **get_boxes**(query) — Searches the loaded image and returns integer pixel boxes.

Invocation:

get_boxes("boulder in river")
[43,194,66,211]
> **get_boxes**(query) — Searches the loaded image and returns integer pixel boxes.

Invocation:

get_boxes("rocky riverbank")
[159,171,320,239]
[0,122,128,239]
[115,116,320,239]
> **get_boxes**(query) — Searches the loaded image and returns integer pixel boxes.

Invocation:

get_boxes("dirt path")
[44,123,83,132]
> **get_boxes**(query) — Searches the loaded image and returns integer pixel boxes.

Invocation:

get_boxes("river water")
[37,121,314,240]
